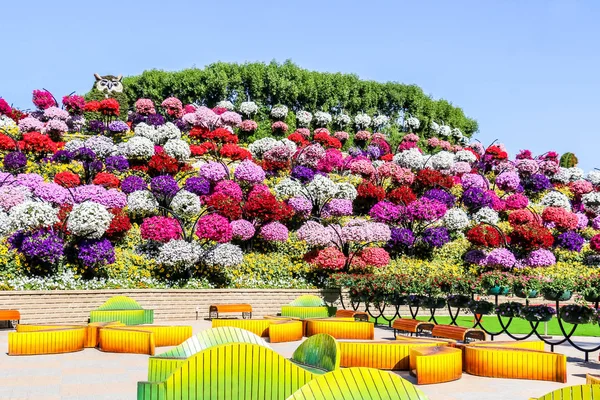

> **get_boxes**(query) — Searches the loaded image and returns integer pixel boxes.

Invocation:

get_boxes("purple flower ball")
[422,226,450,248]
[105,155,129,172]
[555,231,585,252]
[389,228,415,248]
[464,249,487,265]
[121,176,147,194]
[369,201,401,223]
[77,238,115,268]
[462,187,493,210]
[524,174,553,193]
[108,120,129,133]
[184,176,211,196]
[525,249,556,267]
[322,199,353,218]
[147,113,165,126]
[3,152,27,171]
[74,147,97,162]
[150,175,179,198]
[484,248,516,268]
[51,150,74,164]
[291,166,316,183]
[8,229,64,264]
[423,188,455,208]
[88,120,106,133]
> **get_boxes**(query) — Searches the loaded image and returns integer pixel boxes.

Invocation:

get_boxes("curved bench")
[529,384,600,400]
[211,318,303,342]
[431,324,486,342]
[393,319,435,337]
[409,346,462,384]
[305,318,374,340]
[90,296,153,325]
[269,320,304,343]
[0,310,20,328]
[98,325,192,355]
[335,309,369,321]
[464,342,567,383]
[286,367,430,400]
[339,340,448,370]
[588,375,600,385]
[292,333,340,373]
[137,343,316,400]
[281,295,335,319]
[9,326,87,355]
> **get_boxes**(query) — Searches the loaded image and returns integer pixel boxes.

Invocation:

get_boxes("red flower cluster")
[85,101,100,112]
[262,159,290,172]
[19,132,57,153]
[541,207,578,230]
[62,95,86,114]
[509,224,554,250]
[204,193,243,221]
[467,224,504,247]
[190,142,216,157]
[313,132,342,149]
[0,134,16,151]
[415,169,454,190]
[105,209,132,239]
[54,171,81,188]
[148,152,179,176]
[508,209,539,226]
[0,98,11,115]
[357,181,386,202]
[243,190,293,223]
[93,172,120,189]
[485,145,508,161]
[286,132,309,147]
[98,99,120,116]
[306,247,346,270]
[220,144,252,161]
[357,247,391,267]
[190,127,238,144]
[387,186,416,205]
[591,234,600,252]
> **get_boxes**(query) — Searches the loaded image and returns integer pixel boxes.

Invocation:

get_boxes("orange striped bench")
[208,304,252,319]
[334,309,369,321]
[392,319,435,337]
[431,324,486,342]
[410,346,463,384]
[0,310,20,328]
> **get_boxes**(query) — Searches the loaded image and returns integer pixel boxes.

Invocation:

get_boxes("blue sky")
[2,0,598,171]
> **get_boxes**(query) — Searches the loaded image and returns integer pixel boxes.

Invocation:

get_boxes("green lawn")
[370,315,600,337]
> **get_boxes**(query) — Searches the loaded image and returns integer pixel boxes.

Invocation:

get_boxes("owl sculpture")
[94,73,124,95]
[86,73,129,119]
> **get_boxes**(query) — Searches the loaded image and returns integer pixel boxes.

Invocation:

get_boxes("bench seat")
[208,304,252,319]
[410,346,463,384]
[392,319,435,337]
[431,324,486,342]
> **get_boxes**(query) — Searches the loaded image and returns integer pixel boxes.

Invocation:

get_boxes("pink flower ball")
[358,247,391,267]
[214,180,243,201]
[230,219,256,240]
[260,221,289,242]
[196,214,233,243]
[140,216,182,243]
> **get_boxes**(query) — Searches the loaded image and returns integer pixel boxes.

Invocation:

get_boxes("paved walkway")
[0,320,598,400]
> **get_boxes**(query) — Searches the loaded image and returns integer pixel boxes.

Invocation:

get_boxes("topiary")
[559,152,578,168]
[85,74,130,121]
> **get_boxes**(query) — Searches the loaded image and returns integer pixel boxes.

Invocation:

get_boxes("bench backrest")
[530,384,600,400]
[96,296,144,310]
[292,333,340,372]
[156,326,270,358]
[286,367,429,400]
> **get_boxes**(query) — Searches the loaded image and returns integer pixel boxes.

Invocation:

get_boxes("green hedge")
[119,60,478,136]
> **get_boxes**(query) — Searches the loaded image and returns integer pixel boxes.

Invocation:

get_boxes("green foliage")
[559,152,578,168]
[288,295,326,307]
[118,60,478,136]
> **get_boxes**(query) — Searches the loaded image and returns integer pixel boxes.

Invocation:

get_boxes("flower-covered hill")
[0,88,598,299]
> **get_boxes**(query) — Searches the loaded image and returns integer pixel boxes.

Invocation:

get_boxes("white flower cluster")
[296,110,313,126]
[393,148,424,170]
[428,151,455,170]
[335,182,358,200]
[552,167,584,184]
[9,200,58,231]
[0,210,10,236]
[472,207,499,225]
[127,191,159,216]
[587,171,600,186]
[443,208,470,231]
[157,240,201,268]
[438,125,452,137]
[164,139,191,161]
[403,116,420,130]
[582,192,600,215]
[120,136,155,160]
[134,122,181,145]
[274,178,302,200]
[304,175,339,206]
[204,243,244,267]
[313,111,332,127]
[67,201,113,239]
[64,139,85,153]
[216,100,235,110]
[239,101,258,116]
[270,105,289,119]
[454,150,477,164]
[0,115,19,138]
[540,191,571,210]
[170,190,201,218]
[372,115,390,128]
[248,137,278,159]
[84,135,115,159]
[334,113,352,127]
[354,113,372,129]
[451,128,463,138]
[430,121,440,133]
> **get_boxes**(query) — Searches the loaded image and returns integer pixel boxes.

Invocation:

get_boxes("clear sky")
[2,0,598,171]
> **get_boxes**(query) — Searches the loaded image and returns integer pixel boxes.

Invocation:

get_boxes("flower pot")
[559,305,596,325]
[447,294,471,308]
[514,289,539,299]
[424,297,447,309]
[486,286,510,296]
[386,295,407,306]
[543,290,572,302]
[407,295,426,307]
[584,292,600,303]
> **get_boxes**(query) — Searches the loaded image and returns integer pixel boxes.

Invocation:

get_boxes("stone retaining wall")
[0,289,347,324]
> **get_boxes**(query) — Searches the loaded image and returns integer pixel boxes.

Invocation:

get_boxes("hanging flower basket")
[424,297,447,309]
[542,289,572,302]
[496,302,524,318]
[468,299,495,315]
[486,286,510,296]
[584,292,600,303]
[559,305,597,325]
[447,294,471,308]
[520,305,556,322]
[514,289,539,299]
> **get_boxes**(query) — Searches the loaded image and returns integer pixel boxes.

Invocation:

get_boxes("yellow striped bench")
[211,318,303,342]
[529,384,600,400]
[339,340,448,370]
[9,326,87,355]
[305,318,374,340]
[409,346,462,385]
[464,342,567,383]
[98,325,193,355]
[588,375,600,385]
[269,320,304,343]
